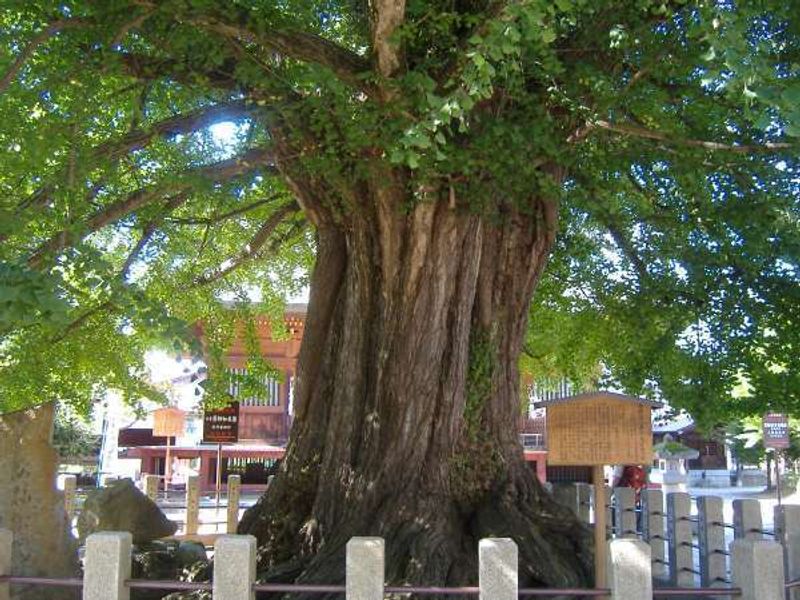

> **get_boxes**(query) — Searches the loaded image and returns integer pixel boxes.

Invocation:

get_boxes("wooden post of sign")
[593,465,607,591]
[164,435,172,498]
[215,443,223,531]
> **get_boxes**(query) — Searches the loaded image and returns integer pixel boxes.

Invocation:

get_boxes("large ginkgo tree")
[1,0,799,592]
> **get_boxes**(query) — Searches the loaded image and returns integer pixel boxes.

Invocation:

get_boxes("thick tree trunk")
[0,403,78,600]
[239,188,592,596]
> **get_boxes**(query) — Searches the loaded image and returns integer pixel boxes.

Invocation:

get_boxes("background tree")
[1,0,799,593]
[51,403,99,465]
[727,416,800,490]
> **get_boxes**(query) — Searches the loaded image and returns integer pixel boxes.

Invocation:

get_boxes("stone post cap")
[215,534,257,550]
[346,537,384,549]
[86,531,133,543]
[479,538,517,549]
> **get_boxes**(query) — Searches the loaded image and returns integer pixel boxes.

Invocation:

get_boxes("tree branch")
[118,52,244,92]
[193,202,300,286]
[98,100,260,160]
[581,119,794,153]
[111,9,155,47]
[166,193,282,226]
[50,301,113,344]
[20,100,260,212]
[369,0,406,79]
[27,147,275,268]
[190,17,372,92]
[604,220,649,284]
[120,192,189,278]
[0,18,84,94]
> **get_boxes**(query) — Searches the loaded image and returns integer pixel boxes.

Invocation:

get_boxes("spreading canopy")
[0,0,798,424]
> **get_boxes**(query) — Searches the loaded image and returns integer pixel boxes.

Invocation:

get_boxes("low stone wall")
[738,469,768,487]
[688,469,734,487]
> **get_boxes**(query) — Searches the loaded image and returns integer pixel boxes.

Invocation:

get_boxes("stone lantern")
[652,434,699,493]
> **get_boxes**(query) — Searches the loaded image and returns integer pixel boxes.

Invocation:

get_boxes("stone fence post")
[775,504,800,599]
[613,487,637,538]
[732,539,784,600]
[733,499,763,540]
[63,474,77,524]
[0,529,11,600]
[553,483,580,516]
[185,475,200,535]
[479,538,517,600]
[346,537,384,600]
[697,495,727,587]
[83,532,132,600]
[576,483,592,523]
[641,489,667,579]
[227,474,241,534]
[607,539,652,600]
[667,492,694,586]
[144,474,159,501]
[214,535,256,600]
[552,482,591,523]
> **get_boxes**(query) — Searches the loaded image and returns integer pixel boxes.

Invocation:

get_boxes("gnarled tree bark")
[238,175,592,596]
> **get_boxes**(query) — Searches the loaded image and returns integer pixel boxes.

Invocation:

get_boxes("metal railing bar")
[383,585,478,595]
[654,588,741,597]
[125,579,212,591]
[519,589,610,597]
[0,575,83,587]
[0,575,751,598]
[253,583,346,593]
[379,587,613,597]
[785,578,800,589]
[680,542,700,550]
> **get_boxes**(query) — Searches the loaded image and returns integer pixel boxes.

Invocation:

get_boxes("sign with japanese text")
[152,407,185,437]
[202,402,240,443]
[544,393,657,466]
[763,413,790,449]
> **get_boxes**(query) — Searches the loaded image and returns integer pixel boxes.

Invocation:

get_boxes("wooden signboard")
[537,391,660,591]
[543,392,658,466]
[202,402,240,444]
[152,407,185,491]
[152,407,186,437]
[763,413,790,449]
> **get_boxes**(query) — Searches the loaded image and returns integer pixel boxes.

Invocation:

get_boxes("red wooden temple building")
[120,303,549,491]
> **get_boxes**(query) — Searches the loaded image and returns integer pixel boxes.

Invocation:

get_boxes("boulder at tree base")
[77,479,177,544]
